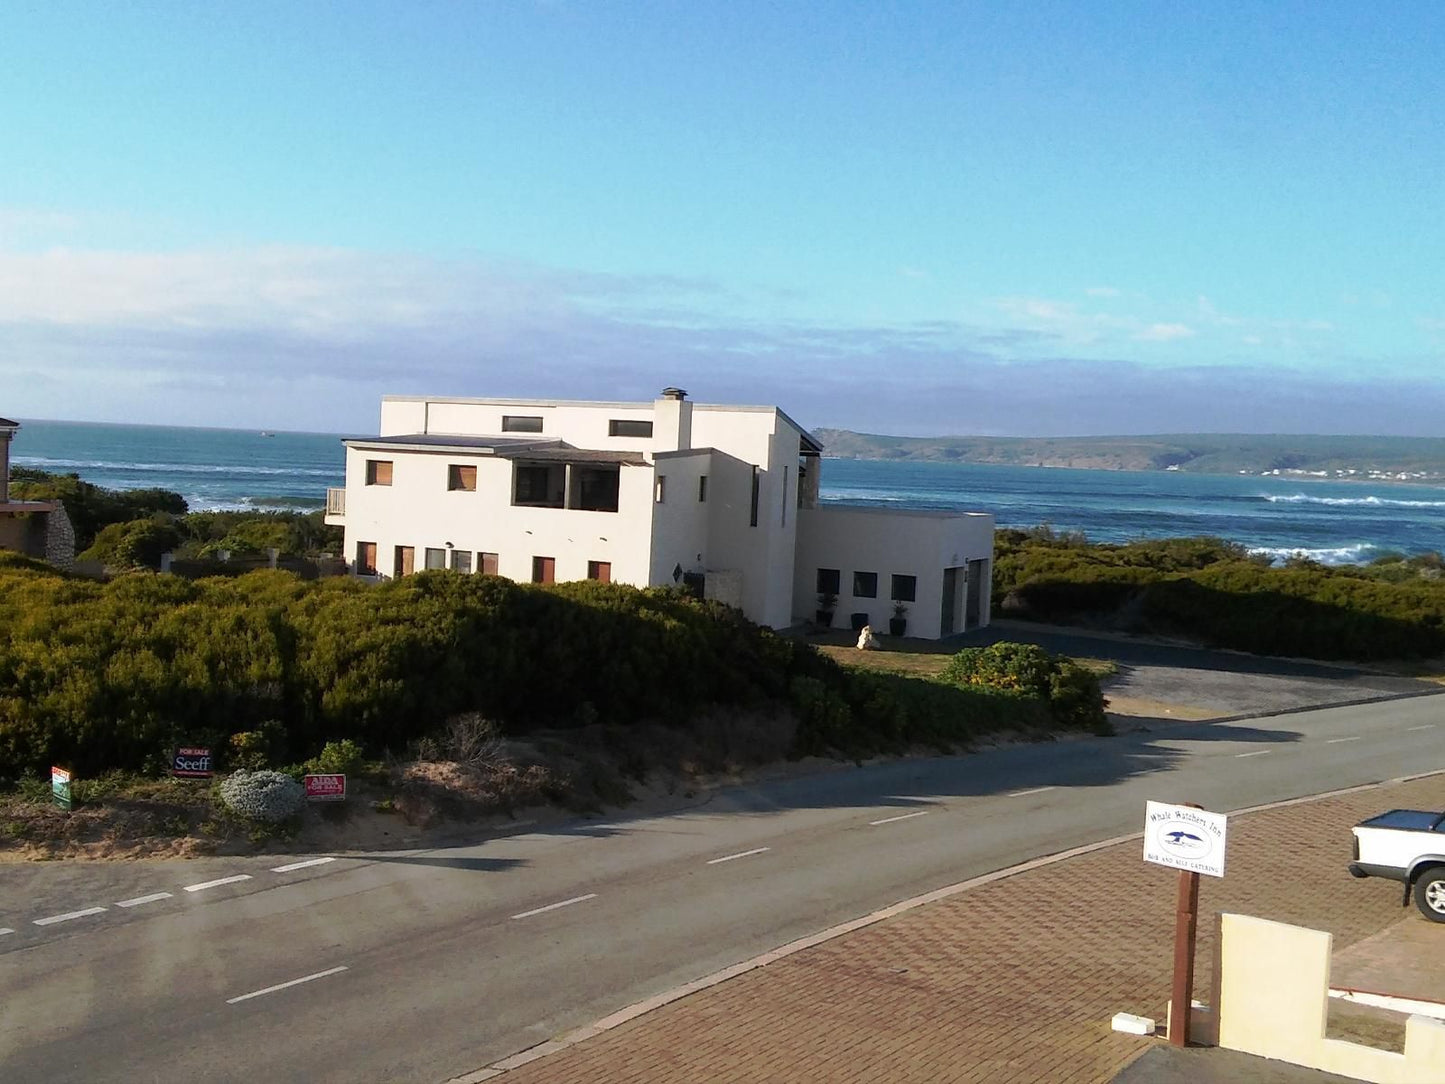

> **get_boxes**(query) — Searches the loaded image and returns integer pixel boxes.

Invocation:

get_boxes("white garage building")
[326,389,993,639]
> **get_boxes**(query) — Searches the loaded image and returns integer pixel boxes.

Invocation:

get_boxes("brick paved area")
[497,775,1442,1084]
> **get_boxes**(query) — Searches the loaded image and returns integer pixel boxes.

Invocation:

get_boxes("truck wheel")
[1414,869,1445,923]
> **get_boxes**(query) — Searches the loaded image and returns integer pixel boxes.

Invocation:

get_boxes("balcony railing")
[326,487,346,515]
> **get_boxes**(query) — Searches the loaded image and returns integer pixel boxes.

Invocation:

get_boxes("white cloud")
[1134,322,1196,342]
[1084,286,1120,297]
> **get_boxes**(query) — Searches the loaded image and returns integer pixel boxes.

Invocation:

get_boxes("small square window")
[609,419,653,438]
[424,547,447,570]
[532,556,556,583]
[852,571,878,598]
[891,574,917,602]
[448,464,477,491]
[480,552,499,575]
[587,560,612,583]
[816,568,841,594]
[366,460,393,486]
[655,476,666,503]
[502,415,543,433]
[451,549,473,573]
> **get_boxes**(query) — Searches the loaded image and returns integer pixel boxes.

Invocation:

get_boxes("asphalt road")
[4,692,1444,1084]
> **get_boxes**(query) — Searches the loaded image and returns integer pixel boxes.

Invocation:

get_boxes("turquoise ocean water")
[11,419,1445,564]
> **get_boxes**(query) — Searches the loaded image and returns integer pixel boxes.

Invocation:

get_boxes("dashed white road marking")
[1007,786,1057,798]
[511,894,598,920]
[34,907,107,927]
[116,892,173,908]
[0,928,15,936]
[1235,750,1271,759]
[1327,737,1362,744]
[1408,725,1436,732]
[184,875,252,893]
[869,811,930,826]
[271,857,336,873]
[707,847,769,865]
[226,965,348,1005]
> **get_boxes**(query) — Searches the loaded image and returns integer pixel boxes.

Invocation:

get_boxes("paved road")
[4,693,1444,1084]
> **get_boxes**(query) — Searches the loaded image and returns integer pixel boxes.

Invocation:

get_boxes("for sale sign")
[51,766,73,811]
[1144,801,1228,878]
[304,774,346,802]
[172,747,214,778]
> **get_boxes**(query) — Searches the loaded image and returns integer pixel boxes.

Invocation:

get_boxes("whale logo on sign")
[1158,821,1213,859]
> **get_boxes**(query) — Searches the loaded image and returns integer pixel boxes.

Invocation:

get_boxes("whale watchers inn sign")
[1144,800,1228,878]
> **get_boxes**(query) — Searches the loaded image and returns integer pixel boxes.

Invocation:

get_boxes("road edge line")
[445,766,1445,1083]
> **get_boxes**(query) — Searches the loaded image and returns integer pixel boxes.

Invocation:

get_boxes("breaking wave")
[1263,493,1445,509]
[14,455,336,477]
[1248,544,1381,566]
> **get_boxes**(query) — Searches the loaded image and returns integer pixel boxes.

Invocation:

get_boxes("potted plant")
[889,601,908,637]
[815,592,837,627]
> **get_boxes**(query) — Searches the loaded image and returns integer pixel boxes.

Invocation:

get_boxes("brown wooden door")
[357,541,377,575]
[532,556,555,583]
[394,546,414,577]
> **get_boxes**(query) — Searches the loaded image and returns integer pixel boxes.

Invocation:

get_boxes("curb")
[444,767,1445,1083]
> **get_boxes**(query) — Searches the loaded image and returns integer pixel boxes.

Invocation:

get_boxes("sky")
[2,1,1443,437]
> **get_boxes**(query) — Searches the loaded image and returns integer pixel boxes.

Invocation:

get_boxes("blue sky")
[2,1,1443,435]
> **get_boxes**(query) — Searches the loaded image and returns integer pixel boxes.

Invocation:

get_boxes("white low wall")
[793,505,994,639]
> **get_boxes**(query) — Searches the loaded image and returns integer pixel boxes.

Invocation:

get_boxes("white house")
[326,389,993,639]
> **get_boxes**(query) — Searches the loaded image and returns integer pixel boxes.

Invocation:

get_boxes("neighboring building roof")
[0,500,59,514]
[0,417,19,429]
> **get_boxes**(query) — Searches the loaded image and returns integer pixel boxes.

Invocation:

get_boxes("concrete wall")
[1216,913,1445,1083]
[793,505,995,639]
[649,450,711,587]
[340,444,656,586]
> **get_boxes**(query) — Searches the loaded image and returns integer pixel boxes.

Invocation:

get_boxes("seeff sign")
[172,747,213,779]
[1144,800,1228,878]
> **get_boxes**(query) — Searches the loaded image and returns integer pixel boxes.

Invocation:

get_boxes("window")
[655,476,666,503]
[781,465,789,526]
[749,466,760,527]
[502,415,543,433]
[852,571,878,598]
[451,549,472,573]
[514,464,553,505]
[891,574,917,603]
[480,552,499,575]
[356,541,377,575]
[609,419,653,438]
[393,546,414,577]
[816,568,840,594]
[365,460,393,486]
[424,547,447,570]
[587,560,611,583]
[575,466,620,512]
[532,556,555,583]
[448,464,477,491]
[698,475,708,502]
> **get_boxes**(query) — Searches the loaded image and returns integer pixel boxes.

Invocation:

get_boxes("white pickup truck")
[1350,809,1445,922]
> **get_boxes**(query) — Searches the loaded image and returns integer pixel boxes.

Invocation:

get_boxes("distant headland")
[813,430,1445,483]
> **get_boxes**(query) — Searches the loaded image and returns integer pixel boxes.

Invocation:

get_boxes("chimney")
[654,387,692,452]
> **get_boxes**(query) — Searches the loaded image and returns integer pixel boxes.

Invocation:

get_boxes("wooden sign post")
[1143,799,1228,1048]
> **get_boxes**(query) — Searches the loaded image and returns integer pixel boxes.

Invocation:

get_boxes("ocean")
[11,419,1445,564]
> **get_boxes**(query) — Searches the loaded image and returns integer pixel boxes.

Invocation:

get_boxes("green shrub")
[219,770,305,822]
[940,642,1109,734]
[307,739,366,777]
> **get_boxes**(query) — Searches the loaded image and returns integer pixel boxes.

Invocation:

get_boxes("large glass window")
[852,571,878,598]
[451,549,473,573]
[424,547,447,570]
[502,415,543,433]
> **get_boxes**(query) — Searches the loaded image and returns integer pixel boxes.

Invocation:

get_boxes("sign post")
[51,766,73,811]
[1143,800,1228,1047]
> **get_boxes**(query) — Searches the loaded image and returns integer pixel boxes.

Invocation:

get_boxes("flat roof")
[379,395,825,452]
[0,417,18,429]
[342,434,648,465]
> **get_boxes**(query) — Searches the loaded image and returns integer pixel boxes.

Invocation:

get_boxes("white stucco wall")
[793,505,994,639]
[649,450,712,587]
[340,444,656,586]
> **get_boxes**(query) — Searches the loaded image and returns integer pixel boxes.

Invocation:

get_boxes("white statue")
[856,624,879,650]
